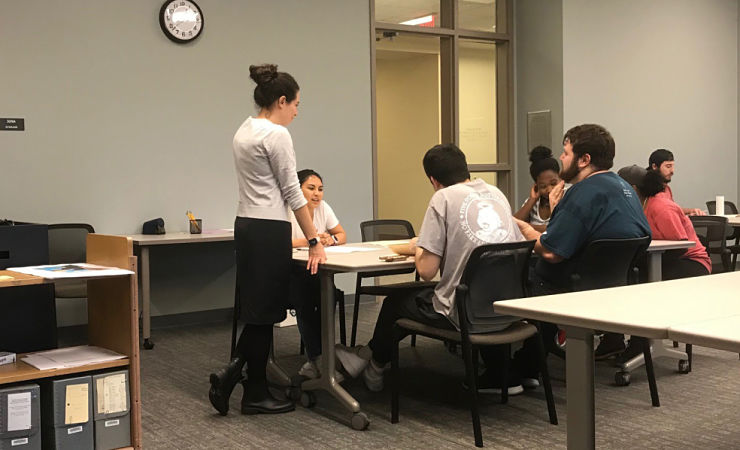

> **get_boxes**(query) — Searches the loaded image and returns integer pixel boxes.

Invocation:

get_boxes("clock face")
[159,0,203,43]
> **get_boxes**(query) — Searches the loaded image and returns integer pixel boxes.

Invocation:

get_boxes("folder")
[41,376,94,450]
[0,384,41,450]
[91,371,130,450]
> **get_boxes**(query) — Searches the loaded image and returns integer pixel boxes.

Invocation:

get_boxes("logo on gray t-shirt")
[459,191,514,246]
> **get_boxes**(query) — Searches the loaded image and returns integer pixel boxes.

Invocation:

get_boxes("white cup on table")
[716,195,725,216]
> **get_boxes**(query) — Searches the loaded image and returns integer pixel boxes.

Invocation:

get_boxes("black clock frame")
[159,0,204,44]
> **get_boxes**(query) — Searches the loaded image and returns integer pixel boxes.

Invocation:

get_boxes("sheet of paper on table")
[8,263,133,279]
[295,246,381,254]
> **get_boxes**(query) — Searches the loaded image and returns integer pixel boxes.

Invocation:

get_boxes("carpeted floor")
[140,301,740,449]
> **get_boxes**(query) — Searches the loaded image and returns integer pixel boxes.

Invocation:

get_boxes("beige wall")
[376,40,498,232]
[376,54,440,233]
[460,42,498,164]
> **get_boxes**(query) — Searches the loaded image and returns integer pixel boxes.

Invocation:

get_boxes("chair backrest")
[690,216,730,272]
[455,240,535,334]
[0,223,49,269]
[706,200,739,215]
[360,220,415,242]
[570,236,651,291]
[48,223,95,264]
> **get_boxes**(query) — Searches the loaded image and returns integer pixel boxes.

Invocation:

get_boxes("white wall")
[1,0,372,321]
[514,0,564,205]
[563,0,738,210]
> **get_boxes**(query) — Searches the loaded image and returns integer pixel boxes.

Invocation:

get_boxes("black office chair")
[690,216,732,273]
[706,200,739,271]
[48,223,95,299]
[351,220,435,347]
[390,241,557,448]
[566,236,660,407]
[0,223,57,353]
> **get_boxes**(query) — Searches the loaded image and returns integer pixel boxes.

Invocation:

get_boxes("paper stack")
[21,346,126,371]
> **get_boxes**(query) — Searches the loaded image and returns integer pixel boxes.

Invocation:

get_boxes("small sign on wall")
[527,110,550,153]
[1,118,25,131]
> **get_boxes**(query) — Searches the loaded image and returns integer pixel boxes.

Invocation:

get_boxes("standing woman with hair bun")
[208,64,326,416]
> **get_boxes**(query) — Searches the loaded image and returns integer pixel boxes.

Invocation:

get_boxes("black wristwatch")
[308,237,319,247]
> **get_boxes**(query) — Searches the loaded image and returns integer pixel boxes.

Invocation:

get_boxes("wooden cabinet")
[0,234,141,449]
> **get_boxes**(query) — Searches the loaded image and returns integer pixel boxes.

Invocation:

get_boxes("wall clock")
[159,0,204,44]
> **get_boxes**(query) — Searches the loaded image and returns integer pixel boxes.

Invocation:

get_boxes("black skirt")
[234,216,292,325]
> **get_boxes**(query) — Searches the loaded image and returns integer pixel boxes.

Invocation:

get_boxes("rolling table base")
[618,339,688,374]
[298,271,368,430]
[617,252,689,377]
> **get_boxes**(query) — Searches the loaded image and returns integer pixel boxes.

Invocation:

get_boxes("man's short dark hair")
[423,143,470,187]
[562,124,615,171]
[648,149,674,170]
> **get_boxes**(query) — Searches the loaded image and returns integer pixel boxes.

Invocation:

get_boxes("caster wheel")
[300,391,317,408]
[614,371,631,386]
[143,339,154,350]
[678,359,691,374]
[351,412,369,430]
[286,386,302,402]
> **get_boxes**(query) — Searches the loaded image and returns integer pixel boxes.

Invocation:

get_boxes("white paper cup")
[716,196,725,215]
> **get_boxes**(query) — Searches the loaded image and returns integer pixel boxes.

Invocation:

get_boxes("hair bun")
[529,146,553,163]
[249,64,279,85]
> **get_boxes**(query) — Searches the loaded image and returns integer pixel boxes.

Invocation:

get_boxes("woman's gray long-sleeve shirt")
[232,117,307,221]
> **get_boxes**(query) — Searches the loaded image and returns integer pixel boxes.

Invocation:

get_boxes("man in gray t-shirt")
[336,144,525,394]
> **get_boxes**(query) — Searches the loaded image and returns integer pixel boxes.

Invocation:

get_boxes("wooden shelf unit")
[0,356,130,385]
[0,234,141,449]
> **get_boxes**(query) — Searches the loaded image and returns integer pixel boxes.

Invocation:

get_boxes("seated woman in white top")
[290,169,346,247]
[289,169,346,378]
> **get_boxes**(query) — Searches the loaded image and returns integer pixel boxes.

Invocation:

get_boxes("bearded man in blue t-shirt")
[514,123,652,365]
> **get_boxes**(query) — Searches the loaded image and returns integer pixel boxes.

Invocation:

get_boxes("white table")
[645,240,696,282]
[125,230,234,349]
[668,315,740,353]
[614,240,696,378]
[494,271,740,449]
[292,242,414,430]
[720,214,740,226]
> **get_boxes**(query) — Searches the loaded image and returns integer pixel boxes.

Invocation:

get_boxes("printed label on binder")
[96,373,127,414]
[67,426,83,434]
[11,438,29,446]
[65,384,89,424]
[104,419,120,427]
[7,392,31,431]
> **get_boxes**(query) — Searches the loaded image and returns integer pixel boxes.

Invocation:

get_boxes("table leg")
[140,247,154,350]
[647,251,662,283]
[619,251,687,374]
[564,326,595,450]
[301,270,364,427]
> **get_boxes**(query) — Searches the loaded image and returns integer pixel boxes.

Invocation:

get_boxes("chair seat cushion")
[360,280,437,296]
[395,319,537,345]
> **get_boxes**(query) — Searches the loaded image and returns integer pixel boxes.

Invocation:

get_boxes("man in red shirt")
[648,149,705,216]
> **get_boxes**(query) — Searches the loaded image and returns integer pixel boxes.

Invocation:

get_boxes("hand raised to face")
[548,180,566,210]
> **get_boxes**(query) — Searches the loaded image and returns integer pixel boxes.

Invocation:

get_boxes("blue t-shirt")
[536,172,651,287]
